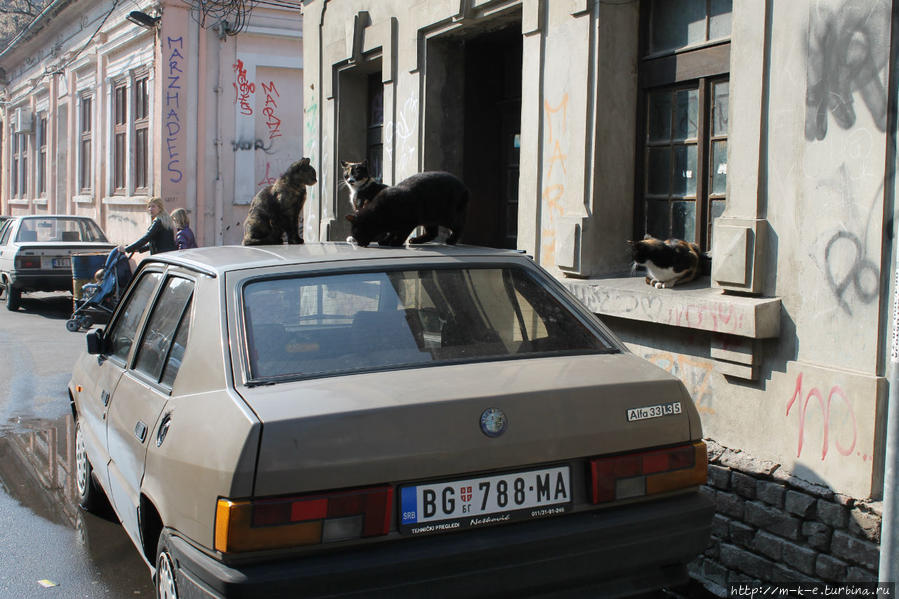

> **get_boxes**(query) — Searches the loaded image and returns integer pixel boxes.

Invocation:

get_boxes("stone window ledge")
[561,276,782,381]
[562,275,781,339]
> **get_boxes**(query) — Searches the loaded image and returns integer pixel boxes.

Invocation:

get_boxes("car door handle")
[134,420,148,443]
[101,390,110,406]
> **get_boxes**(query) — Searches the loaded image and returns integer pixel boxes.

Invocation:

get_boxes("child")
[171,208,198,249]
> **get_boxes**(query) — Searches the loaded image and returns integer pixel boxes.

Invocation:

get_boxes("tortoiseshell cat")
[341,160,387,212]
[243,158,317,245]
[630,235,701,289]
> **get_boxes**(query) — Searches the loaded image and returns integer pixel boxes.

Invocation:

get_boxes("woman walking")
[120,197,177,255]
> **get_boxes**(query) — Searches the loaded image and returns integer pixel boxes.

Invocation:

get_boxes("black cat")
[341,160,387,212]
[345,171,469,247]
[629,235,701,288]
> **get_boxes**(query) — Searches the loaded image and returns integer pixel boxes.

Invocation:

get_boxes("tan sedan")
[68,243,712,599]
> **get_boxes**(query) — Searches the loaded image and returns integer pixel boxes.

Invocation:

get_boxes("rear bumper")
[170,491,713,599]
[6,271,73,292]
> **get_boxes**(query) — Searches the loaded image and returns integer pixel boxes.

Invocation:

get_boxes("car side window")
[133,277,194,385]
[160,298,192,388]
[0,223,12,245]
[107,272,162,363]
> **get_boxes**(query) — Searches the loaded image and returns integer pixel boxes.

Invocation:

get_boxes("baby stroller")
[66,248,133,332]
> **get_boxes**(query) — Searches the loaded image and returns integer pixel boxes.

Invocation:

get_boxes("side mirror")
[86,329,105,355]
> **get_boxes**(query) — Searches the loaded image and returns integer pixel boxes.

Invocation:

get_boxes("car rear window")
[242,267,617,381]
[16,218,108,243]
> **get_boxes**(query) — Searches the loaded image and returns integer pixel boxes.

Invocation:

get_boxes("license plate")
[50,257,71,269]
[399,465,571,535]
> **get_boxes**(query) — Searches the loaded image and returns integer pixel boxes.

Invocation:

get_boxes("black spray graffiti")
[805,0,890,141]
[824,230,879,315]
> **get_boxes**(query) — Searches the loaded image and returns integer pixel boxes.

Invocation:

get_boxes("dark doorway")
[462,25,522,249]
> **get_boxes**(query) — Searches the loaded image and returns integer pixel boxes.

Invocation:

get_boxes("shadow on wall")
[693,440,882,595]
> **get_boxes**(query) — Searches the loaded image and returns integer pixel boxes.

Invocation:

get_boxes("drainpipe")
[879,6,899,590]
[316,0,329,242]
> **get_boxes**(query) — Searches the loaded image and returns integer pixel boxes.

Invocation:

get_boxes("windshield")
[242,266,617,381]
[16,218,108,243]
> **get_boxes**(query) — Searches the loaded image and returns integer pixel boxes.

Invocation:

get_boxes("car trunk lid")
[236,353,698,498]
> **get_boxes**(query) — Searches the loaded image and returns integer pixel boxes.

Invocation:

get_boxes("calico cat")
[341,160,387,212]
[345,171,469,247]
[243,158,317,245]
[630,235,701,289]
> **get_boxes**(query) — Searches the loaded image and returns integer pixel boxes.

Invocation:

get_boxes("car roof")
[145,243,530,277]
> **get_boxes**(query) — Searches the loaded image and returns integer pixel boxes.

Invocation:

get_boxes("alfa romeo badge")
[479,407,508,437]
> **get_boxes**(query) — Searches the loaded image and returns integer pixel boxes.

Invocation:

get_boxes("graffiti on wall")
[785,372,864,461]
[387,94,418,176]
[541,94,569,264]
[567,284,750,335]
[165,37,185,184]
[813,165,881,315]
[643,351,716,415]
[233,59,255,116]
[805,0,890,141]
[260,81,282,141]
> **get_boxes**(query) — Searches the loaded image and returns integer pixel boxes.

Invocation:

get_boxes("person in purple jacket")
[171,208,198,250]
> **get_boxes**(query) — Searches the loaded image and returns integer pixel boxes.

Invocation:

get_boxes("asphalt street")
[0,291,153,598]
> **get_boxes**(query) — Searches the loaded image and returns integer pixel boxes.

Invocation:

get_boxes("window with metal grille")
[638,0,731,255]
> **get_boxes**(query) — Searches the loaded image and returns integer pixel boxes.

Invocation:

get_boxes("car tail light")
[215,485,393,553]
[15,256,40,269]
[588,441,707,503]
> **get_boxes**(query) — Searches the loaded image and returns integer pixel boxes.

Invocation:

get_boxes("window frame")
[79,95,93,193]
[636,1,731,255]
[113,82,128,193]
[133,75,150,192]
[37,114,47,196]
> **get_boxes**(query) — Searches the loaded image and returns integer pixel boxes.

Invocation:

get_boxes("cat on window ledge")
[629,235,700,289]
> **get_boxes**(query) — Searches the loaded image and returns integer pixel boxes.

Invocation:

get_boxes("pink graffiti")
[260,81,282,141]
[257,163,276,188]
[233,59,255,116]
[666,303,744,333]
[785,373,857,460]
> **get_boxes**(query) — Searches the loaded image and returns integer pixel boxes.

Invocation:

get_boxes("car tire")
[74,420,104,513]
[5,286,20,311]
[155,533,180,599]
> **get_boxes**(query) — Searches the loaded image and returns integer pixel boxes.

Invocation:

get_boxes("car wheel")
[5,286,20,311]
[155,534,179,599]
[75,420,104,512]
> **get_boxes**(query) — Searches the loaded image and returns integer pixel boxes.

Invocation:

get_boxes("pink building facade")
[0,0,304,249]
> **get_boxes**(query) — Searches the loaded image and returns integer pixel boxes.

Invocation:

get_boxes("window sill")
[103,195,149,206]
[8,199,29,205]
[562,275,781,339]
[73,195,93,204]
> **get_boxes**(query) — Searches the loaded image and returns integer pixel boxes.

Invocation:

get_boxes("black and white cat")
[630,235,701,289]
[341,160,387,212]
[345,171,469,247]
